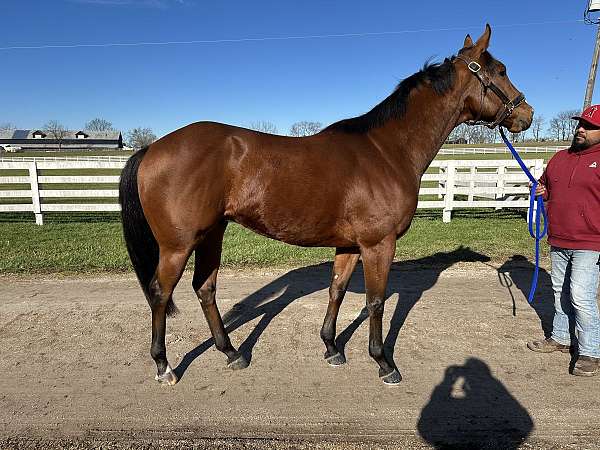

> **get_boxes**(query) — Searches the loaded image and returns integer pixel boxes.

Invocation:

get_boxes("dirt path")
[1,261,599,449]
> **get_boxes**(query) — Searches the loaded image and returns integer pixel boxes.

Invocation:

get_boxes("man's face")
[572,120,600,151]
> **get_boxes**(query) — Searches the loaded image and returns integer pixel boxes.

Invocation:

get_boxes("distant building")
[0,129,123,151]
[446,137,468,145]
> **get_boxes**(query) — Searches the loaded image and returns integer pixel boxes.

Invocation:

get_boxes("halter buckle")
[467,61,481,73]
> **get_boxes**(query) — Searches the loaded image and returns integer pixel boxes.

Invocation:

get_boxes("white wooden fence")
[0,155,130,163]
[0,160,122,225]
[0,159,545,225]
[439,146,561,155]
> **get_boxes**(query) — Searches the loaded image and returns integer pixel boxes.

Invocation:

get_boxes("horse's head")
[456,24,533,133]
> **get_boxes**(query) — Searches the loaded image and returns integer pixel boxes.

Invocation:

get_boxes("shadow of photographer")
[418,357,533,449]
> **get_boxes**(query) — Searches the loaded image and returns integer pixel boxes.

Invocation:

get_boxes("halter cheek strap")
[454,55,525,129]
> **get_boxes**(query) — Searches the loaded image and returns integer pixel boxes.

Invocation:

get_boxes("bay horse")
[119,25,533,386]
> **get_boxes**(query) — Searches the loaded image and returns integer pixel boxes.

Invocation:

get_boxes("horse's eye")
[499,70,506,77]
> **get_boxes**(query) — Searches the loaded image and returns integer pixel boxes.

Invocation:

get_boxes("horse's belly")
[231,212,355,248]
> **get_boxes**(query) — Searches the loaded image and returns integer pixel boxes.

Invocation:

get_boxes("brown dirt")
[1,261,599,449]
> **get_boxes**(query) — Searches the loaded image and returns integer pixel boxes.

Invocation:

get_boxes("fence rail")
[0,159,545,224]
[0,155,130,163]
[438,146,562,155]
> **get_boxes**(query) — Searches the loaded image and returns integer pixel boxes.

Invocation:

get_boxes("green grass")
[0,210,547,274]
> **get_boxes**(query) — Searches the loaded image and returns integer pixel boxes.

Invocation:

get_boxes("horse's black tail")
[119,147,178,316]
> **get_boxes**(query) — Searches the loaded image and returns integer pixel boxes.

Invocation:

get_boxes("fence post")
[443,161,456,223]
[495,163,506,209]
[438,165,445,199]
[29,161,43,225]
[468,166,476,202]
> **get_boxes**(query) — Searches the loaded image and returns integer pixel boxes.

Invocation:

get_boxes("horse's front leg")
[360,234,401,385]
[321,247,360,366]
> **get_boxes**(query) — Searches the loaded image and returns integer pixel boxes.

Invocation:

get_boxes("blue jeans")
[550,247,600,358]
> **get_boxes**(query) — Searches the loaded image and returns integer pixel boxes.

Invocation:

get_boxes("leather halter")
[454,55,526,129]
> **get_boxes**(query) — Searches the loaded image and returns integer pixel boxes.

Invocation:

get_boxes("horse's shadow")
[417,357,533,449]
[174,246,490,380]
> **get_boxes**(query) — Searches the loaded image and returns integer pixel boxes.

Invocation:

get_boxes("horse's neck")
[375,82,469,177]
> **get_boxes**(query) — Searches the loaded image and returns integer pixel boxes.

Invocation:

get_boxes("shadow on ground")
[497,254,586,371]
[496,255,554,337]
[417,357,533,449]
[175,246,491,380]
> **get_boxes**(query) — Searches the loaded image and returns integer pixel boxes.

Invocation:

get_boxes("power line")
[0,19,584,51]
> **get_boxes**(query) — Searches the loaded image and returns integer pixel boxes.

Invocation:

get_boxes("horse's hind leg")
[150,246,191,386]
[192,221,249,370]
[321,247,360,366]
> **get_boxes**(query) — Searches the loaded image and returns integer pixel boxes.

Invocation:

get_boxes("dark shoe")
[573,356,600,377]
[527,337,570,353]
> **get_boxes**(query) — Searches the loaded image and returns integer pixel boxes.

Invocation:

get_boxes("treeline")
[0,119,325,150]
[447,109,580,144]
[2,110,581,150]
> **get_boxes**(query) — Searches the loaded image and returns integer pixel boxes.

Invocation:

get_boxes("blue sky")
[0,0,597,137]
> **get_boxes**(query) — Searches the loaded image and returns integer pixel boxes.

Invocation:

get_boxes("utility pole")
[584,1,600,109]
[584,24,600,109]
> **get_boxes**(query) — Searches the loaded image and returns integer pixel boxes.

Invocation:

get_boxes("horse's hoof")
[379,368,401,385]
[227,353,249,370]
[325,352,346,366]
[155,365,178,386]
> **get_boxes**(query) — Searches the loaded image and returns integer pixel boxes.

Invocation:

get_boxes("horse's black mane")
[323,58,456,134]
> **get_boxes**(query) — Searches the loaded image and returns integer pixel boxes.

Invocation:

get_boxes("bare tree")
[530,115,545,141]
[126,127,157,150]
[43,120,68,151]
[548,117,562,141]
[447,123,497,144]
[447,123,469,143]
[549,110,578,141]
[483,127,498,143]
[85,118,114,132]
[560,109,579,141]
[510,131,522,143]
[289,121,322,137]
[0,122,16,131]
[249,121,278,134]
[470,125,497,144]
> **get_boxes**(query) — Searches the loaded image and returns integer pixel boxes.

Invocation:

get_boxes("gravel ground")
[1,260,599,449]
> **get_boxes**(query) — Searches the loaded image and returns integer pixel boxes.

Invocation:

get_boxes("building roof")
[0,129,121,140]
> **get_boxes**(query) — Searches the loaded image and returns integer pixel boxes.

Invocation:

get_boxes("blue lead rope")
[499,128,548,303]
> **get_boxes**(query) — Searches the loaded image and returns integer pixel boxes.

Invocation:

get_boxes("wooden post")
[438,166,445,199]
[443,161,456,223]
[29,162,43,225]
[468,166,476,202]
[584,23,600,110]
[495,164,506,210]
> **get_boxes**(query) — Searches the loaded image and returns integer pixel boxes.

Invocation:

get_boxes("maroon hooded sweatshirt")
[539,143,600,251]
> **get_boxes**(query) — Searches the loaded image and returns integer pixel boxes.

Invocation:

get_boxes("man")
[527,105,600,377]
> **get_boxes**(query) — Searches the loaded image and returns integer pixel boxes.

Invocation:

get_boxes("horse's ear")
[463,34,473,48]
[473,23,492,55]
